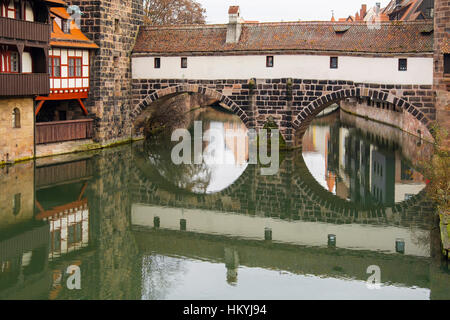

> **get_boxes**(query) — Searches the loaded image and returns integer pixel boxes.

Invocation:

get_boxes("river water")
[0,107,448,300]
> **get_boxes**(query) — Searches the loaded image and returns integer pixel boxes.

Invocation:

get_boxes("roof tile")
[133,21,433,55]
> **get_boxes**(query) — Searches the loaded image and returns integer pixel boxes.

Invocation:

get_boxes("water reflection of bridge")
[131,147,434,229]
[134,228,431,290]
[0,142,446,300]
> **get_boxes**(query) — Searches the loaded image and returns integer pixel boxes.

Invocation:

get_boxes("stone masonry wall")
[68,0,143,144]
[0,97,34,164]
[131,79,436,146]
[0,161,34,228]
[434,0,450,147]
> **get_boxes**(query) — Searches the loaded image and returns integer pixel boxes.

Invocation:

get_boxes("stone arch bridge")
[131,79,435,147]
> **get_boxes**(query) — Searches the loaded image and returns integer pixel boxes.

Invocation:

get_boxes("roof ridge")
[140,24,227,30]
[140,20,433,31]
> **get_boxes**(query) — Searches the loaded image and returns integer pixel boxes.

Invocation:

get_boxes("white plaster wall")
[25,2,34,22]
[21,52,32,73]
[132,54,433,85]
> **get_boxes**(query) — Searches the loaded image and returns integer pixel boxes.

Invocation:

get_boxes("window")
[12,108,20,128]
[48,56,61,77]
[445,54,450,74]
[181,57,187,68]
[62,19,70,33]
[10,51,19,72]
[266,56,274,68]
[114,18,120,33]
[398,58,407,71]
[330,57,338,69]
[1,0,18,18]
[1,51,20,73]
[52,230,61,252]
[68,57,82,77]
[154,57,161,69]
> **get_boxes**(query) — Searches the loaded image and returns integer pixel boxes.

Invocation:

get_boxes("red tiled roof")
[51,7,71,19]
[45,0,66,6]
[133,21,434,55]
[51,7,98,50]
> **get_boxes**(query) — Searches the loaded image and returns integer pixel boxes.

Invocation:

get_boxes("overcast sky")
[196,0,391,24]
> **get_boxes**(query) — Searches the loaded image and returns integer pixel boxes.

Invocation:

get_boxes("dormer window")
[62,19,70,33]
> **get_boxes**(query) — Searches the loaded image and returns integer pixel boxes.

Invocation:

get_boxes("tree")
[143,0,206,25]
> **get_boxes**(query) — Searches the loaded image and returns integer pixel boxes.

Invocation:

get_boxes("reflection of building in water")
[36,197,89,260]
[35,159,92,261]
[201,120,248,166]
[223,121,249,165]
[0,162,35,229]
[302,110,427,206]
[395,159,427,203]
[302,125,336,193]
[0,223,50,299]
[0,161,51,299]
[371,148,395,205]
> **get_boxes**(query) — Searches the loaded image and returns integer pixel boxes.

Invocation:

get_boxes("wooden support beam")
[35,100,45,116]
[77,98,88,116]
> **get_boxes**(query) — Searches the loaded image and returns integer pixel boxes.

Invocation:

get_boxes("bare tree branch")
[143,0,206,25]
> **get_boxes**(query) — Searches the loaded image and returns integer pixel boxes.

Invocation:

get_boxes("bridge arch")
[292,88,433,140]
[130,84,251,131]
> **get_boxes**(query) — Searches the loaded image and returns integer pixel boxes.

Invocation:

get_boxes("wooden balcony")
[36,119,94,145]
[36,159,94,189]
[0,16,50,43]
[0,73,49,96]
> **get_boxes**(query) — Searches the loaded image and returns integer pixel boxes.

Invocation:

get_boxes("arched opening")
[293,88,434,146]
[131,86,251,195]
[12,107,20,128]
[130,85,251,138]
[300,95,434,208]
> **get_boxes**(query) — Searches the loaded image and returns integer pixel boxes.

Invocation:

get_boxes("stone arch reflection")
[301,106,433,207]
[141,108,249,195]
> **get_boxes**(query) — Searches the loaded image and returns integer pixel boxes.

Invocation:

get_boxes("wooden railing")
[0,16,50,42]
[36,160,93,189]
[36,119,94,144]
[0,73,49,96]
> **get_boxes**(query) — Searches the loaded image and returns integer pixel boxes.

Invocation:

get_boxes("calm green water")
[0,107,448,300]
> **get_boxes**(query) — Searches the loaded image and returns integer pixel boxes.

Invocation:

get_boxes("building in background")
[383,0,434,21]
[35,1,98,146]
[0,0,54,164]
[335,1,433,22]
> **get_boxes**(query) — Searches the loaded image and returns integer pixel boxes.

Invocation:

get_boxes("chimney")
[226,6,243,44]
[360,4,367,19]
